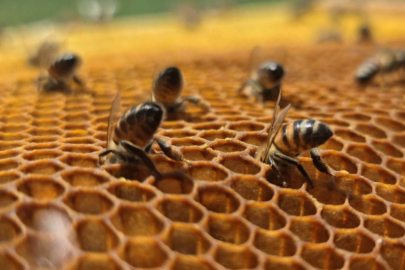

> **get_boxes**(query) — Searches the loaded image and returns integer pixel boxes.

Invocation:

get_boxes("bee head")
[259,62,285,84]
[140,102,164,127]
[51,53,82,76]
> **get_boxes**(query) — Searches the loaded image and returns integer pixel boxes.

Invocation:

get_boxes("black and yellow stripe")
[152,67,183,106]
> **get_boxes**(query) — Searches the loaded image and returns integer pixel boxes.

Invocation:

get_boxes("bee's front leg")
[154,137,191,167]
[309,148,334,176]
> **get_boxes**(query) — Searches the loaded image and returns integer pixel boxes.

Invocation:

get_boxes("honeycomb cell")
[335,174,372,195]
[199,129,236,141]
[197,185,240,213]
[171,256,216,270]
[0,159,19,172]
[21,149,63,161]
[32,119,62,128]
[361,164,397,185]
[107,181,156,203]
[228,121,264,131]
[20,160,64,175]
[289,218,329,243]
[391,205,405,223]
[277,191,317,216]
[59,153,98,168]
[61,169,110,187]
[111,205,164,237]
[239,133,267,147]
[153,172,194,195]
[375,116,405,132]
[161,121,187,129]
[254,230,296,256]
[76,220,119,252]
[346,144,382,164]
[17,176,65,200]
[64,190,114,215]
[23,142,58,151]
[375,184,405,203]
[322,152,358,173]
[205,214,250,244]
[62,112,91,122]
[230,176,274,201]
[0,216,23,243]
[220,155,261,175]
[0,132,30,141]
[321,206,361,229]
[0,253,25,270]
[307,180,347,205]
[26,135,61,143]
[171,137,206,146]
[0,190,19,209]
[156,197,204,223]
[119,239,168,268]
[153,156,185,173]
[354,124,387,139]
[333,231,375,253]
[334,129,366,143]
[386,157,405,176]
[392,134,405,149]
[316,118,350,127]
[301,244,344,270]
[27,127,64,136]
[181,147,217,161]
[381,243,405,270]
[209,139,248,153]
[192,122,226,130]
[0,171,20,184]
[190,163,229,182]
[0,149,21,160]
[349,257,386,270]
[264,258,307,270]
[349,195,387,215]
[0,124,29,133]
[0,142,25,151]
[319,137,344,151]
[160,130,198,138]
[3,114,32,124]
[243,202,286,230]
[214,244,258,269]
[164,224,211,255]
[62,137,97,145]
[341,113,371,122]
[60,144,100,153]
[69,254,124,270]
[364,217,405,238]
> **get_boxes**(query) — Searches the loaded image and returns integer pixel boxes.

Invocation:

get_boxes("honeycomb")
[1,5,405,270]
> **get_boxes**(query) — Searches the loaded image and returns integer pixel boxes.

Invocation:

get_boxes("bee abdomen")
[355,59,380,83]
[153,67,183,105]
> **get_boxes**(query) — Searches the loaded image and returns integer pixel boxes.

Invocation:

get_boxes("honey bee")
[238,47,285,103]
[28,40,61,68]
[152,66,210,119]
[357,22,372,43]
[258,90,334,188]
[98,92,188,178]
[37,52,85,93]
[355,49,405,84]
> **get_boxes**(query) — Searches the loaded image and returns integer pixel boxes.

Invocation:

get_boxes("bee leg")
[36,76,48,92]
[268,156,287,188]
[310,148,334,176]
[144,139,154,153]
[72,75,85,88]
[120,140,161,179]
[98,149,126,166]
[274,153,314,189]
[237,80,249,93]
[182,96,210,111]
[154,137,191,167]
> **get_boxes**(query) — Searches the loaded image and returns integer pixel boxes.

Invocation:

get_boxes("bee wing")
[107,92,121,150]
[249,46,262,72]
[260,89,291,162]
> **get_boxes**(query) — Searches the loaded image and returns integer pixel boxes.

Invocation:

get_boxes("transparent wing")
[249,45,262,72]
[260,89,291,161]
[107,92,121,150]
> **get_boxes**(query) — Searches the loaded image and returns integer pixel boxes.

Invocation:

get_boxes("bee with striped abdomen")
[98,92,188,178]
[257,90,334,188]
[152,66,210,120]
[37,52,85,93]
[238,47,285,103]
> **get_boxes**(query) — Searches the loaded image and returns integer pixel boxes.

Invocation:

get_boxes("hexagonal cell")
[181,147,217,161]
[153,156,185,173]
[364,217,405,238]
[171,137,206,147]
[23,142,58,151]
[341,113,371,122]
[190,163,229,182]
[3,114,32,124]
[156,197,204,223]
[17,176,65,200]
[62,137,97,145]
[301,244,344,270]
[76,220,119,252]
[16,203,71,233]
[349,257,386,270]
[111,205,164,236]
[15,233,74,268]
[153,171,194,195]
[68,253,123,270]
[322,152,358,173]
[26,135,60,143]
[0,132,30,141]
[164,224,211,255]
[60,154,98,168]
[63,123,90,131]
[254,230,296,257]
[375,117,405,132]
[120,239,168,268]
[277,191,317,216]
[0,124,29,133]
[160,130,198,138]
[0,159,19,172]
[361,164,397,185]
[349,195,387,215]
[346,144,382,164]
[376,184,405,203]
[289,218,329,243]
[32,118,62,128]
[64,130,91,139]
[354,124,387,139]
[0,171,20,184]
[197,185,240,214]
[171,256,216,270]
[371,140,403,158]
[391,205,405,223]
[0,142,25,151]
[61,169,110,187]
[381,243,405,270]
[107,182,156,202]
[62,112,91,122]
[21,149,63,161]
[231,176,274,201]
[386,157,405,176]
[27,127,64,136]
[64,190,114,215]
[228,121,265,132]
[205,215,250,244]
[307,180,347,205]
[319,137,344,151]
[220,155,261,175]
[192,122,226,130]
[0,149,21,160]
[161,121,187,130]
[335,174,372,195]
[60,145,101,153]
[239,133,267,147]
[199,129,236,141]
[321,206,360,229]
[0,253,25,270]
[20,160,64,175]
[214,244,258,269]
[334,129,366,143]
[0,190,19,209]
[243,202,286,230]
[209,140,248,154]
[0,216,23,243]
[264,258,307,270]
[334,229,376,254]
[392,133,405,149]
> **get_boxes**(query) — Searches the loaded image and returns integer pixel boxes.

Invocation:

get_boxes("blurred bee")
[28,40,61,68]
[99,92,188,178]
[357,22,372,43]
[152,66,210,120]
[257,90,334,188]
[37,52,85,93]
[355,49,405,84]
[238,47,285,103]
[77,0,119,23]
